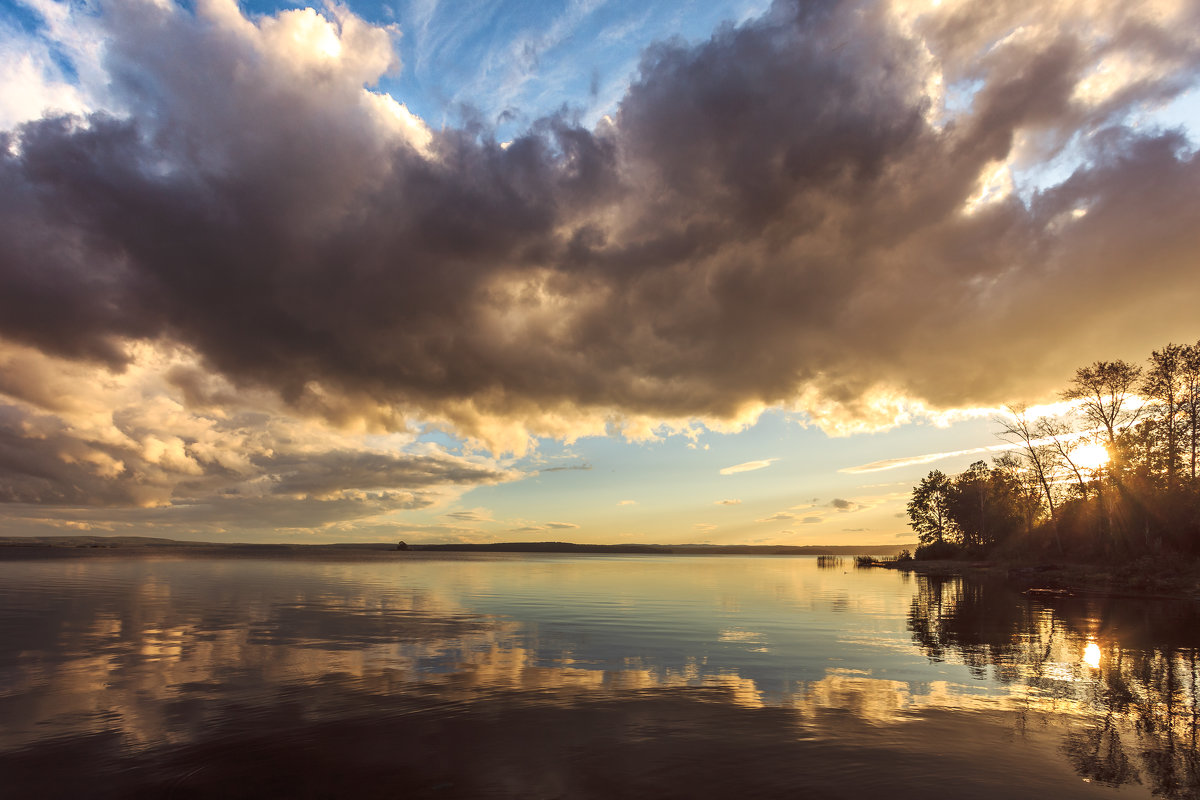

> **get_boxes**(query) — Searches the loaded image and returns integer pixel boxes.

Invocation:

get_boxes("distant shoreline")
[0,535,913,559]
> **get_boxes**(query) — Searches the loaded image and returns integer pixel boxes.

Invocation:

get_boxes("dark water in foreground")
[1,553,1199,798]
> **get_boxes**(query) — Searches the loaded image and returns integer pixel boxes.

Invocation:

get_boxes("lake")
[1,552,1198,798]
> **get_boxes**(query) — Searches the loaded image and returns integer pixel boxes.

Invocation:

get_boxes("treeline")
[907,342,1200,560]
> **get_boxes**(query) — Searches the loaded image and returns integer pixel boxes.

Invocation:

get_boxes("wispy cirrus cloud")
[539,463,593,473]
[508,520,580,532]
[840,444,1016,474]
[719,459,777,476]
[442,508,496,523]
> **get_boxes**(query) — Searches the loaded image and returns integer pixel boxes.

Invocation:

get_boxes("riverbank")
[870,557,1200,601]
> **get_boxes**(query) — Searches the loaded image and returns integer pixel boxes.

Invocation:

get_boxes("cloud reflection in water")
[0,554,1196,798]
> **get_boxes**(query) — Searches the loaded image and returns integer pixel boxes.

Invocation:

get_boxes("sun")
[1073,443,1110,471]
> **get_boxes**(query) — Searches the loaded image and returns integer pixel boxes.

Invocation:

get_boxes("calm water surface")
[1,553,1198,798]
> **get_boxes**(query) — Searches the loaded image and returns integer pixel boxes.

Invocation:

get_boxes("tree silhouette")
[906,341,1200,559]
[907,470,955,549]
[1062,360,1143,447]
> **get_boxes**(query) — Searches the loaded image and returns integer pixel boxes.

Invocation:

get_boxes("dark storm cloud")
[2,0,1200,445]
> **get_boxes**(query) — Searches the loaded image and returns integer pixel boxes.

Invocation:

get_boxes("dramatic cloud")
[2,0,1200,530]
[0,343,512,536]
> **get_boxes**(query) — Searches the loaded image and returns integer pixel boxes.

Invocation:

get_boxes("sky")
[0,0,1198,545]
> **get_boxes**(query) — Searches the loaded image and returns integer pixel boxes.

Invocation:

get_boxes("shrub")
[914,540,961,560]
